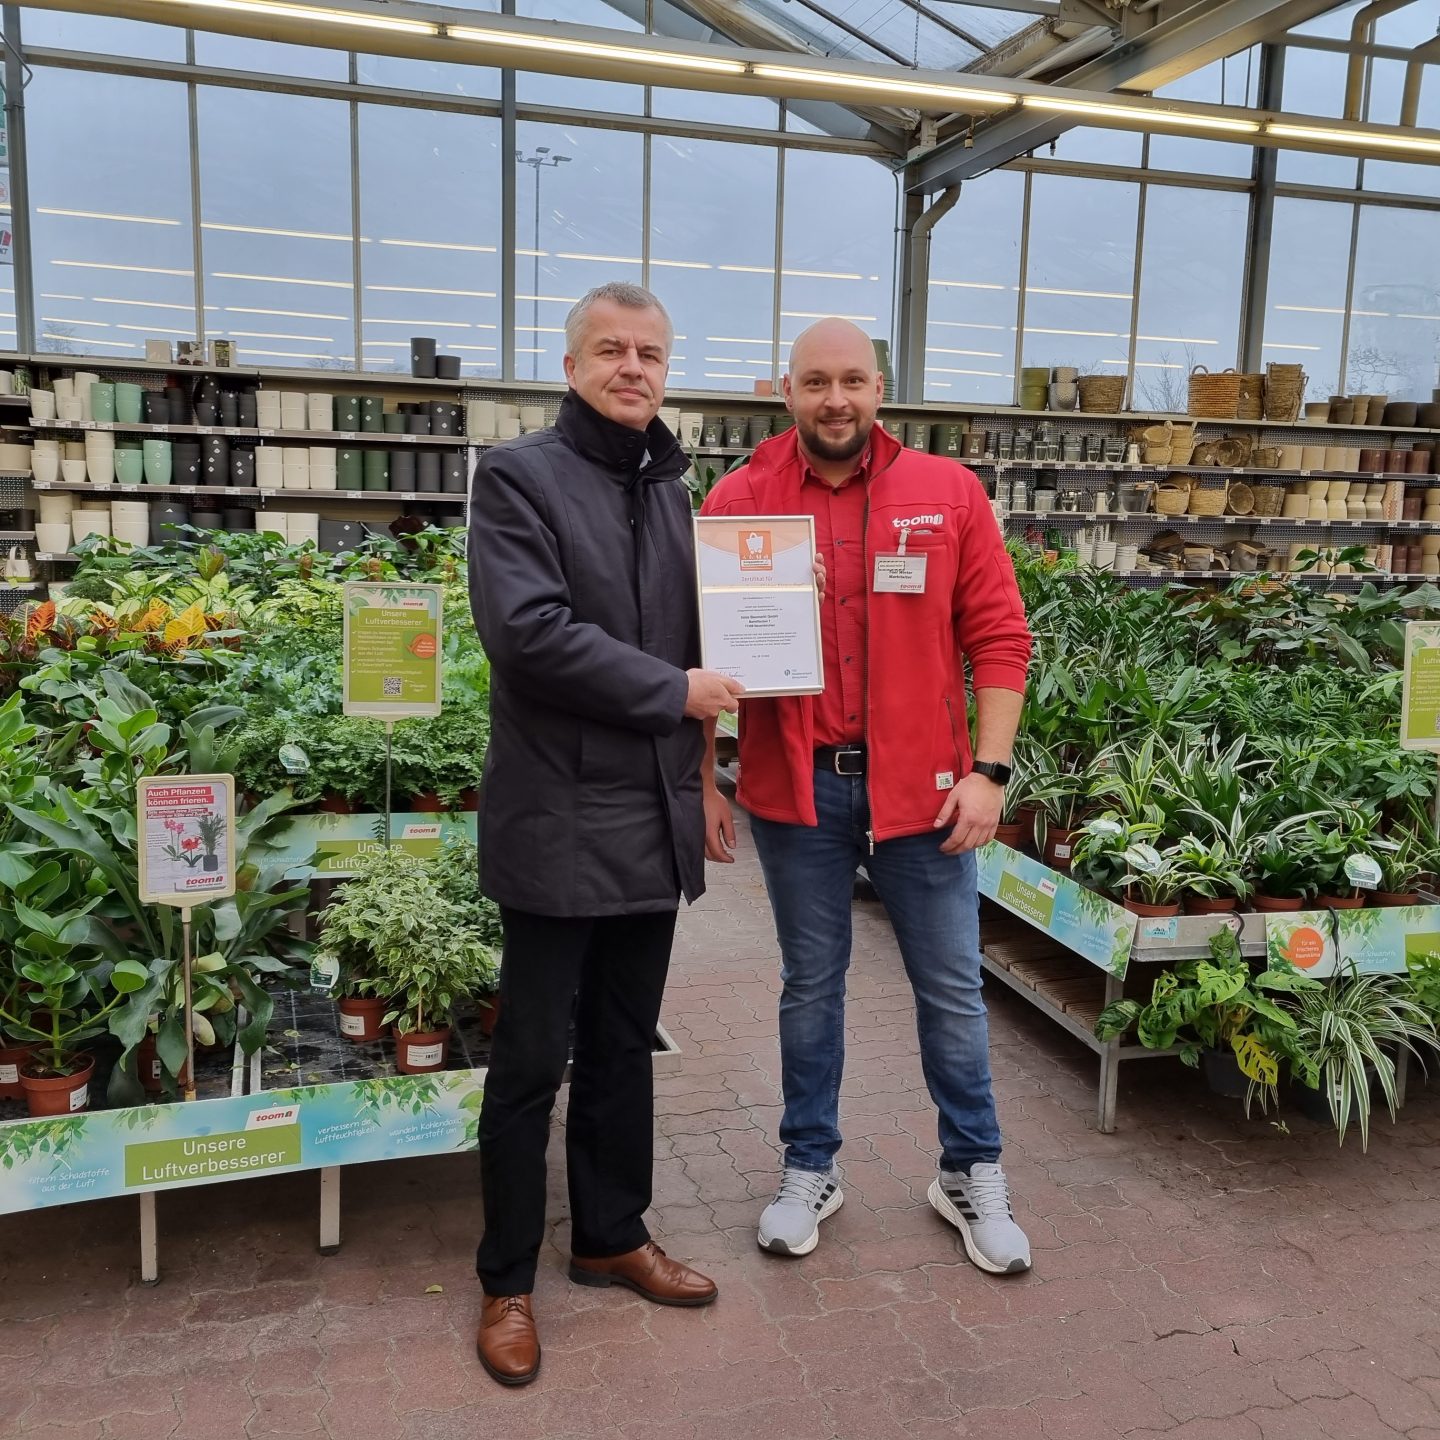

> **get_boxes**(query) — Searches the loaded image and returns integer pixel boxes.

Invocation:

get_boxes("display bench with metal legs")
[974,843,1432,1133]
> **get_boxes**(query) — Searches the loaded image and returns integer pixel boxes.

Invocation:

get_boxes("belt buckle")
[833,748,864,777]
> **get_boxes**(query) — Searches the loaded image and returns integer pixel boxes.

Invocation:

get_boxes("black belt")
[815,744,866,776]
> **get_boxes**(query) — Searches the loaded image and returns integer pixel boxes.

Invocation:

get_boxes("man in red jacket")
[699,317,1034,1272]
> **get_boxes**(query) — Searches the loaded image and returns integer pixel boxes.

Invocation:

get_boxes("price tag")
[310,953,340,994]
[258,428,276,437]
[339,431,357,441]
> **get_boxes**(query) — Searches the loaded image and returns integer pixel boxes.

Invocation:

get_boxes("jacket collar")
[748,420,902,487]
[555,389,686,484]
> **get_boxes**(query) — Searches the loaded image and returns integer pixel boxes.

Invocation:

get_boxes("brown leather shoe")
[476,1294,541,1386]
[569,1242,718,1307]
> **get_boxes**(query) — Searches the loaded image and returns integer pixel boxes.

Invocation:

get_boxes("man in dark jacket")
[467,281,743,1387]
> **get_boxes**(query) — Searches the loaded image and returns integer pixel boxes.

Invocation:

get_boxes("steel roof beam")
[907,0,1339,191]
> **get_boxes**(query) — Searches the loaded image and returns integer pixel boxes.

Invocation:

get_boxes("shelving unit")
[2,348,1437,602]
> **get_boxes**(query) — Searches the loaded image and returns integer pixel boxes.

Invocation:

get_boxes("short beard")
[797,417,872,464]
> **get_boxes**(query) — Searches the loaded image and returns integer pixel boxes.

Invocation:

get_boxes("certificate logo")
[739,529,773,571]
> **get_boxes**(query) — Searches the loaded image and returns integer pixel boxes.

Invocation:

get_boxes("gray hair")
[564,281,673,357]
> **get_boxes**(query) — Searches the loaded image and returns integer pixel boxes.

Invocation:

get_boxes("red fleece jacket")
[701,423,1032,842]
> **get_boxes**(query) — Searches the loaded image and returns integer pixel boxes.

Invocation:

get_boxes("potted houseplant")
[1305,807,1386,909]
[429,835,502,1033]
[1096,927,1319,1102]
[1113,841,1188,918]
[1026,753,1100,871]
[993,738,1037,850]
[1070,815,1158,900]
[1374,824,1440,906]
[1247,831,1319,912]
[1281,966,1435,1146]
[1172,834,1250,914]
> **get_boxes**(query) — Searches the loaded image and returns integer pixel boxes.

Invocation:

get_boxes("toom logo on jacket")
[893,513,943,528]
[740,529,773,570]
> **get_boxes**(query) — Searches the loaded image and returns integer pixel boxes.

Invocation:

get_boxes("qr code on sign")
[383,676,403,698]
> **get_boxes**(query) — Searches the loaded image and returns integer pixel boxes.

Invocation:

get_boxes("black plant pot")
[230,451,255,487]
[416,452,441,492]
[238,392,258,428]
[195,403,218,427]
[389,450,416,491]
[202,855,219,873]
[436,355,461,380]
[410,336,437,378]
[219,393,239,428]
[150,505,189,545]
[407,413,431,435]
[442,451,468,494]
[1201,1049,1247,1099]
[223,507,254,530]
[190,509,223,530]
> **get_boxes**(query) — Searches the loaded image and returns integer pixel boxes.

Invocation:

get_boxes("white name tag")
[873,553,927,594]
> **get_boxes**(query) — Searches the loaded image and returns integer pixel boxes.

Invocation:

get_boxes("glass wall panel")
[198,89,355,367]
[1348,207,1440,404]
[1132,186,1247,412]
[358,108,503,379]
[1362,58,1440,200]
[925,169,1023,404]
[650,87,780,128]
[779,150,896,382]
[515,0,644,113]
[1047,128,1143,167]
[513,121,644,382]
[1150,53,1258,178]
[356,0,500,95]
[193,34,349,80]
[1020,174,1138,379]
[1277,45,1360,190]
[1263,196,1353,399]
[650,137,776,392]
[17,11,183,60]
[27,69,194,359]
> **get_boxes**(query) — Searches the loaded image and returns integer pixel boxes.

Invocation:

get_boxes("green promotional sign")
[124,1123,301,1188]
[342,583,443,719]
[1400,621,1440,750]
[997,870,1057,929]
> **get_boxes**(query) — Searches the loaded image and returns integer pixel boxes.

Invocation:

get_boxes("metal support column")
[139,1190,159,1284]
[895,187,925,402]
[4,6,35,353]
[499,0,516,382]
[1098,973,1123,1134]
[1240,44,1284,373]
[319,1167,341,1254]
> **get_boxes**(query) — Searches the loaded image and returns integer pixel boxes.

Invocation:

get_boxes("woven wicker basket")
[1250,485,1285,517]
[1078,374,1127,414]
[1236,373,1265,421]
[1154,482,1193,516]
[1188,366,1242,419]
[1188,483,1230,517]
[1227,482,1255,515]
[1263,364,1307,422]
[1144,446,1174,465]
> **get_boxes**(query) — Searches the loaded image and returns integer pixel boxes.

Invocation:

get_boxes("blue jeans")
[749,767,1002,1174]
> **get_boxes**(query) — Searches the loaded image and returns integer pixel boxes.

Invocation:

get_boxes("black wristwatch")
[971,760,1013,787]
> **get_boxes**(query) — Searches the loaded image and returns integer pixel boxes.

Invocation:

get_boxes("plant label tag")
[1052,842,1072,860]
[1344,854,1382,890]
[310,954,340,994]
[279,744,311,776]
[873,554,927,594]
[406,1042,444,1067]
[339,1010,367,1037]
[0,1062,17,1085]
[70,1084,88,1112]
[1140,918,1179,941]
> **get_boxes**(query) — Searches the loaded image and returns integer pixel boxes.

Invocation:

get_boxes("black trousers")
[474,905,676,1296]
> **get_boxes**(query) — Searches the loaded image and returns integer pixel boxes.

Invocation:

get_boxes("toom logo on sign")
[246,1105,300,1131]
[739,529,773,571]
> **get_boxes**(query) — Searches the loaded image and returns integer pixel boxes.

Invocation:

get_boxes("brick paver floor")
[5,810,1440,1439]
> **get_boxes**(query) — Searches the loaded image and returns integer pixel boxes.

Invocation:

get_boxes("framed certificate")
[694,515,824,698]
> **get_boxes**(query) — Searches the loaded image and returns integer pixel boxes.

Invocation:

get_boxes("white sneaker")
[757,1166,843,1256]
[928,1163,1031,1274]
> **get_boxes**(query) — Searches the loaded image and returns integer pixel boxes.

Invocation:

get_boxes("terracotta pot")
[20,1051,96,1117]
[406,791,447,814]
[1373,890,1420,908]
[1123,899,1182,917]
[477,992,501,1039]
[1319,893,1365,910]
[1252,893,1305,912]
[338,995,387,1043]
[394,1025,451,1075]
[1043,826,1077,871]
[994,822,1028,850]
[458,787,481,813]
[0,1042,35,1101]
[1183,894,1239,915]
[136,1033,189,1093]
[317,793,354,815]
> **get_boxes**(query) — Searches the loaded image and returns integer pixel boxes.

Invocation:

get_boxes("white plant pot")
[32,451,60,485]
[61,459,88,485]
[36,521,71,552]
[29,390,56,421]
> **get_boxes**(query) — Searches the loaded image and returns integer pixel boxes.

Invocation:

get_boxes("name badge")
[874,553,927,593]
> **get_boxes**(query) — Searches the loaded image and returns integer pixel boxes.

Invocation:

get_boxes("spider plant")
[1283,967,1435,1149]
